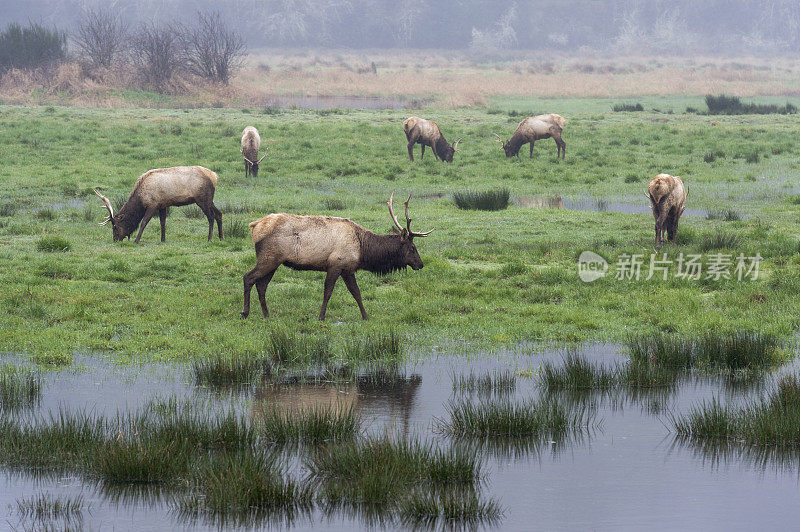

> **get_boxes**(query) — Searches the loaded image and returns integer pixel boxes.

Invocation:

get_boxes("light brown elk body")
[94,166,222,243]
[495,114,566,160]
[241,126,267,178]
[403,116,463,162]
[645,173,687,248]
[241,192,432,321]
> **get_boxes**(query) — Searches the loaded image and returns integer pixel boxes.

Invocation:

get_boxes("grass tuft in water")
[453,188,510,211]
[399,489,503,527]
[439,398,592,438]
[93,437,185,484]
[705,209,742,221]
[452,370,516,396]
[36,234,72,252]
[36,207,57,220]
[258,404,362,444]
[0,371,42,411]
[310,438,481,506]
[193,356,265,389]
[267,329,332,364]
[342,330,402,363]
[16,493,86,521]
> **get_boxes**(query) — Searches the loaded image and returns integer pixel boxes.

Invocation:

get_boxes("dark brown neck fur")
[506,132,527,156]
[435,136,450,156]
[358,231,407,274]
[114,194,146,238]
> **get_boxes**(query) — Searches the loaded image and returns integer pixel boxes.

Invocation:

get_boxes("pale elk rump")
[241,126,267,178]
[94,166,222,243]
[403,116,464,162]
[645,173,687,249]
[494,113,566,160]
[241,192,432,321]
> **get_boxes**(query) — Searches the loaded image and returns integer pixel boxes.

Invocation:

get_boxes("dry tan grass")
[1,50,798,108]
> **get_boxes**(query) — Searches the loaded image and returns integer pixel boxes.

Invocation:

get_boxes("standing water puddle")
[2,345,800,530]
[515,196,707,217]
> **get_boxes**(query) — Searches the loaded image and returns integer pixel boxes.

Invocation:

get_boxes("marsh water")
[3,345,800,531]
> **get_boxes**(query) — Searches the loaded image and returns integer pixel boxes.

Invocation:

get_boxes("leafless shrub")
[183,12,246,85]
[74,9,128,70]
[131,23,184,90]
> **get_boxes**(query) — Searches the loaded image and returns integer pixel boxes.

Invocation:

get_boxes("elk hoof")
[240,311,249,319]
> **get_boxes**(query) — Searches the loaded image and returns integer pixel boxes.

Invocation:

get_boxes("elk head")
[441,137,465,163]
[494,133,517,157]
[386,191,433,270]
[243,148,268,177]
[94,189,127,241]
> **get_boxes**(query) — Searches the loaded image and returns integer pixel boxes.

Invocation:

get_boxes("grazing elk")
[645,173,687,249]
[241,191,432,321]
[403,116,464,162]
[494,114,566,160]
[241,126,267,178]
[94,166,223,243]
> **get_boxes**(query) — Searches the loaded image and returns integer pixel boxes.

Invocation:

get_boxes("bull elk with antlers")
[94,166,222,243]
[241,192,432,321]
[494,114,566,160]
[403,116,464,162]
[241,126,267,177]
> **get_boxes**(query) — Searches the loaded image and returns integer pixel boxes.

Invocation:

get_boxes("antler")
[403,192,433,237]
[242,154,255,165]
[453,137,465,152]
[94,189,114,226]
[493,133,504,144]
[644,187,652,201]
[387,190,404,232]
[257,147,268,164]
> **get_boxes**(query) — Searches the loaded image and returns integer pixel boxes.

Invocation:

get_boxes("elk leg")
[134,206,158,243]
[211,202,223,240]
[342,273,368,320]
[318,270,341,321]
[197,201,215,241]
[420,144,425,160]
[158,208,167,243]
[242,263,276,318]
[407,143,415,162]
[255,269,276,318]
[530,141,534,159]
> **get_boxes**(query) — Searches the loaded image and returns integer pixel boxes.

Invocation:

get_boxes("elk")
[494,114,566,160]
[94,166,223,243]
[403,116,464,162]
[241,126,267,177]
[645,173,687,249]
[241,191,432,321]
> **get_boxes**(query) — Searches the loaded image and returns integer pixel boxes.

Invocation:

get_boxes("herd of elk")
[90,114,696,320]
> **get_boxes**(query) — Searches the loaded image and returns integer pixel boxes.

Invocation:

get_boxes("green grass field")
[1,99,799,365]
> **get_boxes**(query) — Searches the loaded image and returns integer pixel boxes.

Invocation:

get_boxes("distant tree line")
[0,10,245,91]
[2,0,800,53]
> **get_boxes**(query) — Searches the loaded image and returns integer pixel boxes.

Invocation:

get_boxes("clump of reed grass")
[452,370,516,396]
[258,404,362,444]
[612,102,643,112]
[627,331,781,371]
[0,202,18,216]
[673,374,800,447]
[226,218,250,239]
[322,197,346,210]
[697,230,742,251]
[309,438,482,506]
[343,330,402,363]
[541,355,617,391]
[705,209,741,221]
[16,493,86,521]
[93,438,186,484]
[36,207,57,220]
[184,205,204,219]
[702,94,797,115]
[193,356,265,389]
[267,329,332,364]
[438,398,592,438]
[399,490,503,527]
[0,371,42,411]
[36,234,71,252]
[180,451,312,521]
[453,188,510,211]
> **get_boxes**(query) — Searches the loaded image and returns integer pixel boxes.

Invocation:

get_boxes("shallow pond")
[3,345,800,531]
